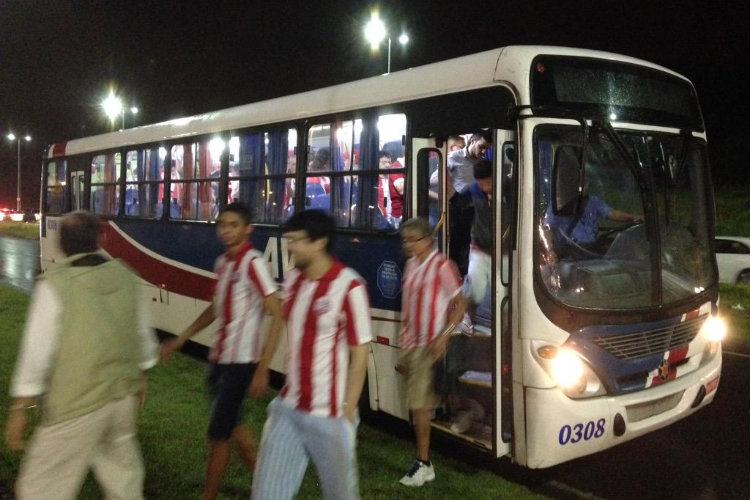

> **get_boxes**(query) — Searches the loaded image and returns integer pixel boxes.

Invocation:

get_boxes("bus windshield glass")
[531,56,703,131]
[535,124,715,310]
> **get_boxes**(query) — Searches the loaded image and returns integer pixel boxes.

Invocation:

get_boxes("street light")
[102,92,139,130]
[6,133,32,212]
[364,12,409,74]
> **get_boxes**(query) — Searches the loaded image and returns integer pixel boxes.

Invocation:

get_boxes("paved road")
[0,236,40,294]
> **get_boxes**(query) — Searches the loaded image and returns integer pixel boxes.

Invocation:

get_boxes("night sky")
[1,0,748,209]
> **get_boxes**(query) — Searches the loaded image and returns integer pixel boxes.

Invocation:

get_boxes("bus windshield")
[535,124,715,310]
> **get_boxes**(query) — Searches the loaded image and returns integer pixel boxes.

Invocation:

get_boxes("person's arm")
[428,292,468,360]
[342,282,372,422]
[161,302,215,361]
[248,293,283,398]
[343,344,370,422]
[135,287,159,408]
[393,177,405,196]
[5,282,61,450]
[608,209,642,223]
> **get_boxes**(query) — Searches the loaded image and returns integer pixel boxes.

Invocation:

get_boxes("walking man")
[4,211,159,500]
[161,202,283,500]
[252,209,372,500]
[397,217,467,487]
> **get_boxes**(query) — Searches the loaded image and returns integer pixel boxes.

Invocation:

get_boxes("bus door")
[413,133,510,454]
[71,169,85,211]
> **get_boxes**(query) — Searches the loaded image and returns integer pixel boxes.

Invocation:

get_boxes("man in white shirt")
[252,209,372,500]
[161,202,283,500]
[446,131,492,195]
[5,211,159,500]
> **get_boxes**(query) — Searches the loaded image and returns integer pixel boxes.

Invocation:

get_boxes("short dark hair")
[219,202,252,225]
[469,130,492,144]
[60,211,101,256]
[377,149,391,160]
[473,158,492,180]
[283,209,335,253]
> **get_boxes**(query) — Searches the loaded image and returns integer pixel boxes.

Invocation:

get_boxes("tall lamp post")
[364,12,409,74]
[6,133,32,212]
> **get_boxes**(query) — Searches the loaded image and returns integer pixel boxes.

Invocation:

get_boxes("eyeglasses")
[285,235,310,245]
[400,234,429,245]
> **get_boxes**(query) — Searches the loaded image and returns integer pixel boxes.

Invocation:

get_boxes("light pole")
[6,133,32,212]
[364,12,409,74]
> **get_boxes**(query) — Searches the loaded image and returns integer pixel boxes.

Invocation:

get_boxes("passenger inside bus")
[386,146,405,229]
[545,172,641,260]
[447,131,492,196]
[306,147,331,212]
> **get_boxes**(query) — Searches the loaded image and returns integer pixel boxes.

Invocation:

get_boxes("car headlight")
[537,345,606,399]
[701,315,726,343]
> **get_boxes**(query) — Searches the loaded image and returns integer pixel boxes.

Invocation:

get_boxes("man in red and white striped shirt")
[162,202,282,500]
[252,210,372,500]
[397,217,466,487]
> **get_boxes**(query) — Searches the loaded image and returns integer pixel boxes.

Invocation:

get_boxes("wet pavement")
[0,236,41,294]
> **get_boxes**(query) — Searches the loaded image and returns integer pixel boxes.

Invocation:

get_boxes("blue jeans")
[251,397,360,500]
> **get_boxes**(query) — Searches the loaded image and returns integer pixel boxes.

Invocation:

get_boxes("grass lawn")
[719,283,750,353]
[0,285,550,500]
[714,185,750,236]
[0,221,39,240]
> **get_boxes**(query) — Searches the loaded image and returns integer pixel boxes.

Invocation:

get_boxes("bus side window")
[226,128,295,225]
[305,113,406,231]
[46,160,66,214]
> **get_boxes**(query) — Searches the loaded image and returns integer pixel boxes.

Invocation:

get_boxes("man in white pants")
[252,209,372,500]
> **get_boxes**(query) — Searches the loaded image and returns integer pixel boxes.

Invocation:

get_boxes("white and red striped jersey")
[400,250,462,348]
[279,261,372,417]
[210,241,278,364]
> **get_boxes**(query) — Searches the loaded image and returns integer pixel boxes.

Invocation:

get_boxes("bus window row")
[46,113,408,231]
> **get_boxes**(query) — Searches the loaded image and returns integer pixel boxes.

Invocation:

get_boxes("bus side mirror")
[552,146,582,216]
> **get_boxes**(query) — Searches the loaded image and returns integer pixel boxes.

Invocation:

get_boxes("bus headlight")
[537,346,606,399]
[702,316,726,343]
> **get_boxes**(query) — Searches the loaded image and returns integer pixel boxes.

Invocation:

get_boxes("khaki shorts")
[400,346,437,410]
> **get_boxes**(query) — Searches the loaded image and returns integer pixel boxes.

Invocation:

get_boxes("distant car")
[0,208,10,221]
[714,236,750,285]
[8,210,24,222]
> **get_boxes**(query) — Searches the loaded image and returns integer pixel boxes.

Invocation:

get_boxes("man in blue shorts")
[162,202,282,500]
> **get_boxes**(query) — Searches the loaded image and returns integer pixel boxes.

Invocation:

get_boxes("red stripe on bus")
[100,224,215,301]
[50,142,67,157]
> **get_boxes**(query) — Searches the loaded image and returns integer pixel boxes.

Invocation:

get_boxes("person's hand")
[136,373,148,410]
[248,368,269,399]
[343,405,357,424]
[4,411,27,451]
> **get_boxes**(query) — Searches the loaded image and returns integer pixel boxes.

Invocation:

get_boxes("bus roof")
[49,45,688,158]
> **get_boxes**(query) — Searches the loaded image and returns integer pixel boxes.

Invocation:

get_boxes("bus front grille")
[592,315,706,360]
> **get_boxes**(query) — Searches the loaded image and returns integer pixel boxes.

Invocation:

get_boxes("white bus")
[40,45,724,468]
